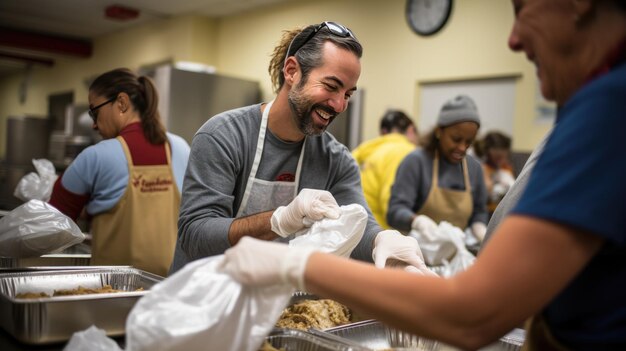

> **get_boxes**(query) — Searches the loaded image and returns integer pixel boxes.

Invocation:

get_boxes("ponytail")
[89,68,167,145]
[138,76,167,144]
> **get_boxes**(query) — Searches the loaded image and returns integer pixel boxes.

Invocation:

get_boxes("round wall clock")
[406,0,453,36]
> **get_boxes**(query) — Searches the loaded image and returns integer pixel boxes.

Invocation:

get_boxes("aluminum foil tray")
[325,320,524,351]
[477,329,525,351]
[324,320,439,351]
[265,328,367,351]
[0,254,91,269]
[0,267,162,344]
[0,243,92,269]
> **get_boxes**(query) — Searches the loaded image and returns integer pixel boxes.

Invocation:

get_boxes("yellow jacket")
[352,133,416,229]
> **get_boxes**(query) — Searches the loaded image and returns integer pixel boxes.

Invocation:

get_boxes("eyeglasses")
[88,96,116,123]
[285,21,356,62]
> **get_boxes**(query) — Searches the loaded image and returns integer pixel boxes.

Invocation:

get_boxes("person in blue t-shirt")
[217,1,626,350]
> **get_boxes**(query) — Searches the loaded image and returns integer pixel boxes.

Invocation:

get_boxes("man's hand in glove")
[372,230,437,277]
[271,188,341,237]
[219,237,315,291]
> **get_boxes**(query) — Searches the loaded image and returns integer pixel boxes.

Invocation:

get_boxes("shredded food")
[15,285,143,299]
[275,299,351,331]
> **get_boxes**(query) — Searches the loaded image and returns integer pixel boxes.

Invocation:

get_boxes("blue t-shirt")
[512,63,626,349]
[61,132,190,215]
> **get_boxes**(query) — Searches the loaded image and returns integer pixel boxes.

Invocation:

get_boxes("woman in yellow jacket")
[352,110,418,228]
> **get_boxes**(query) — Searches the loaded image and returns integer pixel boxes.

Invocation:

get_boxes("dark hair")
[380,110,415,134]
[420,128,439,157]
[89,68,167,144]
[474,131,512,158]
[269,23,363,94]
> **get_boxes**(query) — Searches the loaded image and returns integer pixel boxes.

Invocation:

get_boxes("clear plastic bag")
[438,221,476,278]
[0,200,85,258]
[123,204,368,351]
[14,158,58,202]
[291,203,367,257]
[125,256,293,351]
[408,224,458,266]
[64,325,123,351]
[409,220,476,275]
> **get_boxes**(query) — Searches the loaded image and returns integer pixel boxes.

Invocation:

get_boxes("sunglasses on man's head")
[285,21,356,62]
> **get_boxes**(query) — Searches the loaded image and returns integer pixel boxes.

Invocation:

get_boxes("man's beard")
[287,83,337,136]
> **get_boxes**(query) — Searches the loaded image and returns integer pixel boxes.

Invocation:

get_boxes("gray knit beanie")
[437,95,481,127]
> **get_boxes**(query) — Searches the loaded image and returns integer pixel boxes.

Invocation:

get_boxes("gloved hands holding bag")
[411,214,438,235]
[271,188,341,237]
[223,204,368,289]
[372,230,436,277]
[118,205,368,351]
[220,237,315,291]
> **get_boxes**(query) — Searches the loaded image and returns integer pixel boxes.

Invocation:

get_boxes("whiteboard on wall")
[418,77,517,137]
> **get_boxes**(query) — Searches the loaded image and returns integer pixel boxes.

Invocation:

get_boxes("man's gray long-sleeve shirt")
[170,104,381,273]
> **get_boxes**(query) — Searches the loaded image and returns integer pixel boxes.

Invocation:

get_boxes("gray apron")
[236,100,306,218]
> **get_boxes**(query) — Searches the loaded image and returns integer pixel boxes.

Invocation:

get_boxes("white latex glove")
[411,215,438,235]
[219,237,316,291]
[494,169,516,188]
[271,188,341,237]
[372,230,437,277]
[470,222,487,242]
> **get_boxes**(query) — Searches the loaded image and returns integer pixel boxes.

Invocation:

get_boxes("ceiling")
[0,0,294,77]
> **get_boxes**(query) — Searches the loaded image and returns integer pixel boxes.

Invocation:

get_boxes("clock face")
[406,0,453,36]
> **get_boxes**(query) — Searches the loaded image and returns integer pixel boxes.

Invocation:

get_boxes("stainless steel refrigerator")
[146,65,262,144]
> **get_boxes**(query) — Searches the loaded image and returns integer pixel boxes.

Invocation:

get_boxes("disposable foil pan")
[265,328,367,351]
[479,329,525,351]
[324,319,439,351]
[325,320,525,351]
[0,243,92,269]
[0,254,91,269]
[0,267,162,344]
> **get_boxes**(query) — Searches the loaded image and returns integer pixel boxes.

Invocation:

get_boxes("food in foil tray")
[276,299,351,331]
[258,341,285,351]
[15,284,143,299]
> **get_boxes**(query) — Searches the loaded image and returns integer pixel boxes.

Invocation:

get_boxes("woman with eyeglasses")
[49,68,190,276]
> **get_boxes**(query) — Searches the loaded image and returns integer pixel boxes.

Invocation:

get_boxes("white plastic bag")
[409,220,476,275]
[126,256,293,351]
[124,204,368,351]
[438,221,476,278]
[14,158,58,202]
[64,325,122,351]
[0,200,85,257]
[290,203,367,257]
[408,223,458,266]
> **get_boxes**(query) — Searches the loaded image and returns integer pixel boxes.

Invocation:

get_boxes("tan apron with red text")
[90,136,180,277]
[416,151,473,228]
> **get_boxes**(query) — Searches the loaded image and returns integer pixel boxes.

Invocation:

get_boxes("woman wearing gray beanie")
[386,94,488,243]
